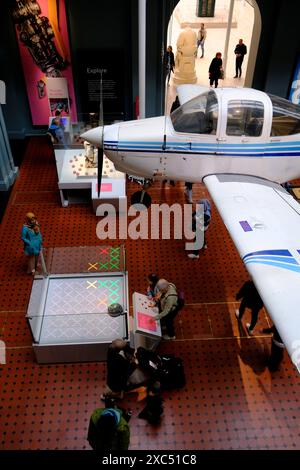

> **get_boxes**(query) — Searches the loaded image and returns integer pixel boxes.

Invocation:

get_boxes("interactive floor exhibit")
[26,246,129,363]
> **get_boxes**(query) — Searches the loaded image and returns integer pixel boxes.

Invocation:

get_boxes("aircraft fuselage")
[82,87,300,184]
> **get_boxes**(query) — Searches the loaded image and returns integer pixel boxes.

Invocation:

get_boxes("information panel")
[77,50,125,122]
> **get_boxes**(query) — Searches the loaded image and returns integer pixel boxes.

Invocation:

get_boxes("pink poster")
[137,312,157,332]
[12,0,77,125]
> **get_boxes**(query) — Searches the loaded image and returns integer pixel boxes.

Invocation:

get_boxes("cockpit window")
[171,91,218,135]
[226,100,264,137]
[268,94,300,136]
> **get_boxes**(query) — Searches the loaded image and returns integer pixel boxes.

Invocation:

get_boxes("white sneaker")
[188,254,199,259]
[235,309,240,320]
[246,323,254,336]
[162,334,176,340]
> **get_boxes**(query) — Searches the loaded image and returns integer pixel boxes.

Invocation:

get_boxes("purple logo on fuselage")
[239,221,253,232]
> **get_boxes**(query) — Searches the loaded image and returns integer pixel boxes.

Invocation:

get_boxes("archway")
[165,0,261,111]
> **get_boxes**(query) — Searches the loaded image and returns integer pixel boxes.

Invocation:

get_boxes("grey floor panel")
[45,277,125,315]
[39,312,125,344]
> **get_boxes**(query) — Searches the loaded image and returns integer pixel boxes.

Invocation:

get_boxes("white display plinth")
[55,148,126,211]
[27,272,129,363]
[132,292,161,351]
[91,180,126,213]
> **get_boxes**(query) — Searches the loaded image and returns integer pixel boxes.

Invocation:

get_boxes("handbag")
[220,69,224,80]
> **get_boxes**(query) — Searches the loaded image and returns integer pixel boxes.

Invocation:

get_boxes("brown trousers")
[26,254,39,274]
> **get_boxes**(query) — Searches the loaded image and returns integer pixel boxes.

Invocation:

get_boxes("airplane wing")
[204,174,300,373]
[176,84,210,105]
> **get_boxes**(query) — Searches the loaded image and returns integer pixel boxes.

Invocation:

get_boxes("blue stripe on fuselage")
[104,139,300,157]
[104,147,300,157]
[105,139,300,147]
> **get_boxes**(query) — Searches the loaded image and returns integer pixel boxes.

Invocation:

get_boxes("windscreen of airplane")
[171,91,218,135]
[268,94,300,136]
[226,100,264,137]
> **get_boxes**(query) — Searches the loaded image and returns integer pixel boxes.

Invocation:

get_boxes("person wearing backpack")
[186,199,211,259]
[152,279,180,340]
[87,397,130,453]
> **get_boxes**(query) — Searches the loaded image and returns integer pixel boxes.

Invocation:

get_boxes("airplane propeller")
[130,10,171,210]
[97,70,105,198]
[97,128,104,198]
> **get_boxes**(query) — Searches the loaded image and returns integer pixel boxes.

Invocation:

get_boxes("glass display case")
[26,246,129,363]
[51,113,126,210]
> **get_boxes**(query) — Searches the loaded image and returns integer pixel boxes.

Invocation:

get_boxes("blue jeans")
[197,40,204,57]
[55,128,68,148]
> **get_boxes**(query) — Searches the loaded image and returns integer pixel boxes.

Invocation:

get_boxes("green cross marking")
[110,247,120,269]
[97,279,121,304]
[98,261,109,270]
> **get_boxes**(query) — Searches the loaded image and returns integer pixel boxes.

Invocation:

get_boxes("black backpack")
[135,347,186,390]
[167,287,185,311]
[177,290,185,310]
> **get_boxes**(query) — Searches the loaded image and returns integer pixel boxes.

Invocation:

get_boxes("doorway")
[166,0,261,112]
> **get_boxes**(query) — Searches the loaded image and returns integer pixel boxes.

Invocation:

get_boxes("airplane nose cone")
[81,127,103,147]
[104,123,120,144]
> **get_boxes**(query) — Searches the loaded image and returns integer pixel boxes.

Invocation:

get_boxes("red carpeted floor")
[0,137,300,450]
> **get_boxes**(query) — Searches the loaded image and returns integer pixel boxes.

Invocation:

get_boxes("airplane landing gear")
[130,178,152,208]
[131,190,152,208]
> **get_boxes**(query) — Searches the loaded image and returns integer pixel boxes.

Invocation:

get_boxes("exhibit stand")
[131,292,162,351]
[55,148,126,211]
[26,246,129,364]
[52,115,126,210]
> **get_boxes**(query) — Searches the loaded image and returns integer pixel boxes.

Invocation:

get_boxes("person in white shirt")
[197,23,207,58]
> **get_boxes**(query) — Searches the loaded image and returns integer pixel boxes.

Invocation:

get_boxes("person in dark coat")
[261,325,285,372]
[164,45,175,85]
[208,52,223,88]
[170,95,180,113]
[234,39,247,78]
[138,381,163,425]
[235,280,264,335]
[184,182,193,203]
[102,339,136,400]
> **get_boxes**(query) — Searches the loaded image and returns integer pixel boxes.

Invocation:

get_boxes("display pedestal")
[131,292,161,351]
[55,148,126,211]
[91,180,126,213]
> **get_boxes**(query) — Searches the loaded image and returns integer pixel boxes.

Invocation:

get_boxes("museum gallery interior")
[1,0,300,453]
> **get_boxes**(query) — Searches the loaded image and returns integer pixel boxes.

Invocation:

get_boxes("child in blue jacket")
[21,213,42,274]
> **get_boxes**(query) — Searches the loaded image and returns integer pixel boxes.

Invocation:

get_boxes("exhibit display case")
[26,246,129,363]
[53,114,126,211]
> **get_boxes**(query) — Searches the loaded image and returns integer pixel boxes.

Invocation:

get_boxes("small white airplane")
[82,85,300,373]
